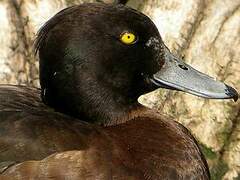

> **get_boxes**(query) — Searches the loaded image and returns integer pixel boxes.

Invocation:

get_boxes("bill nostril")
[178,64,188,71]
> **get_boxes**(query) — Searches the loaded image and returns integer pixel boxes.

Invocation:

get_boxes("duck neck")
[74,94,146,126]
[42,85,146,126]
[85,101,146,126]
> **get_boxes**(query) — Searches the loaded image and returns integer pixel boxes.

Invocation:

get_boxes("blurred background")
[0,0,239,179]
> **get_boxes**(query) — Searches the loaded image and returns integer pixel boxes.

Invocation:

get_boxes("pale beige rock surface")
[0,0,239,179]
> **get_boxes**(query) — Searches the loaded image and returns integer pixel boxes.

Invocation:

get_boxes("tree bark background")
[0,0,239,179]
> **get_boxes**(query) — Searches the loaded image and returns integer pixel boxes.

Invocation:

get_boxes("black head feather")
[35,3,163,124]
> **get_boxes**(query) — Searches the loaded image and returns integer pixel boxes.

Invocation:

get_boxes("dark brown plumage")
[0,85,209,179]
[0,2,238,179]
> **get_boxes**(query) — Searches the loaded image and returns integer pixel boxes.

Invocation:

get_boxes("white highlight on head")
[145,37,161,51]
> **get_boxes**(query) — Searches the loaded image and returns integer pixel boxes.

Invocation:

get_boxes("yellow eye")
[120,32,137,45]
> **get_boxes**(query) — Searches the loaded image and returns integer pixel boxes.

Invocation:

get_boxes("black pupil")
[128,36,130,39]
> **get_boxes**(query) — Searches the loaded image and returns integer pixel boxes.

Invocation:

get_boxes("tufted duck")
[0,3,238,179]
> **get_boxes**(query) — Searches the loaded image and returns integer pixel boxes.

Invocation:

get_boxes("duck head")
[36,3,238,125]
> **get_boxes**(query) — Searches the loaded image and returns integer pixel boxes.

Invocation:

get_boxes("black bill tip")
[225,84,239,102]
